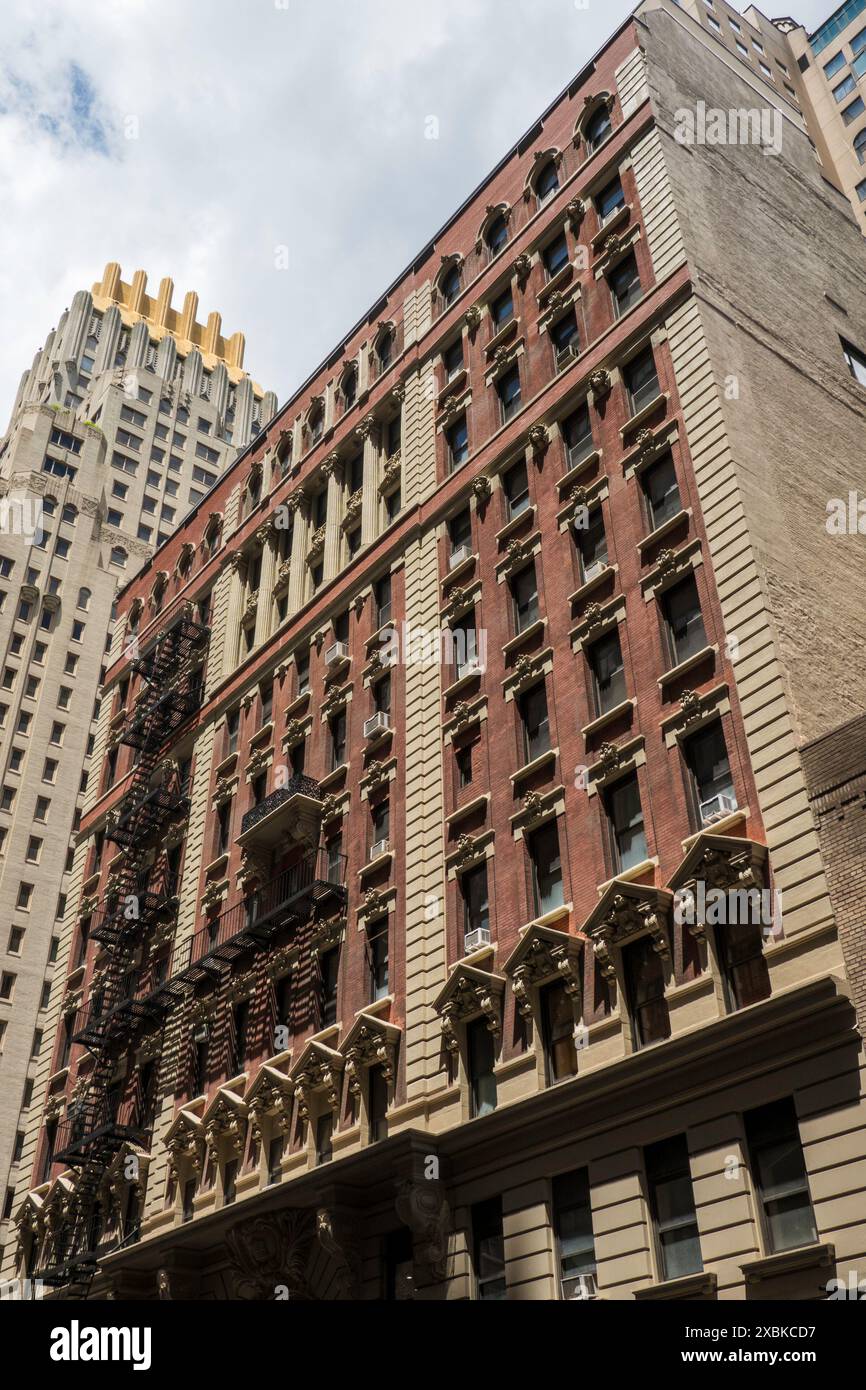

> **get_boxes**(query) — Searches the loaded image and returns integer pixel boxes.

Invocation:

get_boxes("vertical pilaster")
[287,493,309,616]
[221,552,246,680]
[323,453,343,583]
[254,522,277,647]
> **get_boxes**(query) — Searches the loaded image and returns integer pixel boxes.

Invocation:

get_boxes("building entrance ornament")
[582,881,673,980]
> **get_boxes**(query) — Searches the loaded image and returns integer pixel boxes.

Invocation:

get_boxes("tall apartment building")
[0,265,276,1265]
[7,0,866,1301]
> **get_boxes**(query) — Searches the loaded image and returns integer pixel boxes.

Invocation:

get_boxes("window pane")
[644,453,682,529]
[607,775,647,871]
[623,935,670,1048]
[529,822,564,915]
[590,631,626,714]
[663,575,707,664]
[469,1019,497,1117]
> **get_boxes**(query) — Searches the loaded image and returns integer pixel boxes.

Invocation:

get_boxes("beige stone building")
[0,266,276,1267]
[6,2,866,1302]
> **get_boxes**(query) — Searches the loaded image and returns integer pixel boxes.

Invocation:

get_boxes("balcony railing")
[239,775,323,847]
[54,1099,149,1167]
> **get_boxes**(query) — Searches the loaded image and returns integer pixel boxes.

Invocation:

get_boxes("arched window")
[535,160,560,206]
[308,403,324,444]
[440,264,461,307]
[42,496,57,517]
[377,328,394,371]
[856,126,866,163]
[110,546,127,568]
[585,105,612,152]
[77,587,91,611]
[62,504,77,524]
[486,214,509,255]
[341,366,357,410]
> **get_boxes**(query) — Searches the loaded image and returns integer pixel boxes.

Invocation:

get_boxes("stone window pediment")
[574,92,615,145]
[340,1014,401,1095]
[668,834,769,939]
[289,1040,344,1117]
[433,962,506,1052]
[245,1065,293,1141]
[581,880,673,979]
[164,1108,206,1178]
[504,922,583,1017]
[202,1088,248,1158]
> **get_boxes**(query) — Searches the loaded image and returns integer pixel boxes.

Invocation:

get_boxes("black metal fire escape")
[42,609,208,1294]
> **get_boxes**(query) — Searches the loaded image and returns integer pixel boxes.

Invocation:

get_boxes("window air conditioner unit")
[325,641,349,671]
[458,655,484,679]
[556,341,579,369]
[464,927,491,953]
[370,838,391,861]
[561,1271,599,1301]
[449,543,473,569]
[582,560,606,583]
[700,793,738,827]
[364,712,391,740]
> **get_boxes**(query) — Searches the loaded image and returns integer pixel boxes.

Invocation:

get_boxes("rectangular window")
[589,630,626,716]
[684,721,734,819]
[320,948,339,1026]
[625,347,660,414]
[366,918,389,1002]
[446,415,469,470]
[443,337,464,379]
[596,175,626,223]
[541,980,579,1083]
[609,252,642,317]
[316,1112,333,1165]
[462,863,489,938]
[833,73,856,101]
[329,711,347,769]
[369,1067,389,1142]
[645,1135,703,1281]
[511,564,539,633]
[643,452,682,530]
[472,1198,506,1299]
[543,232,570,279]
[554,1170,597,1300]
[497,365,522,423]
[623,934,670,1048]
[468,1017,497,1117]
[605,773,647,873]
[843,96,866,124]
[518,683,550,764]
[374,573,392,628]
[662,574,707,666]
[575,507,608,581]
[528,821,564,916]
[843,337,866,385]
[492,287,514,328]
[503,459,530,517]
[744,1099,817,1254]
[562,403,594,468]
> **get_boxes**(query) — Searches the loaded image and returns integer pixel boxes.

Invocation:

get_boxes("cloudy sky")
[0,0,833,414]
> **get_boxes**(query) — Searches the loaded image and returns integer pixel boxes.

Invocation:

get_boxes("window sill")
[444,667,485,699]
[319,763,349,791]
[558,450,602,494]
[446,793,490,826]
[568,563,617,606]
[249,720,274,750]
[596,858,659,895]
[503,617,547,657]
[680,809,747,850]
[284,690,311,719]
[620,391,670,439]
[518,902,573,936]
[510,748,558,785]
[485,316,519,356]
[214,750,238,777]
[637,508,691,553]
[634,1270,717,1301]
[590,202,632,248]
[537,261,575,305]
[203,853,229,879]
[355,995,394,1018]
[657,644,717,688]
[442,552,477,587]
[495,505,536,545]
[359,849,394,878]
[741,1243,835,1285]
[581,699,635,739]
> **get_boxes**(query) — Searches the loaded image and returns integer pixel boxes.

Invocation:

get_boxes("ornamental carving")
[582,602,604,630]
[680,689,703,724]
[285,490,304,515]
[321,686,348,721]
[465,304,483,334]
[225,1210,315,1301]
[243,590,259,622]
[293,1052,343,1119]
[445,586,472,622]
[273,560,292,593]
[395,1179,451,1284]
[284,718,306,746]
[509,930,583,1018]
[320,793,343,822]
[451,700,476,729]
[364,760,388,789]
[514,251,533,284]
[527,423,549,452]
[354,415,376,442]
[381,454,401,491]
[505,537,531,570]
[316,1209,362,1300]
[635,428,658,461]
[360,887,389,919]
[204,1105,246,1159]
[440,394,461,423]
[602,232,625,260]
[454,833,481,867]
[322,452,342,482]
[512,653,537,689]
[344,488,363,523]
[588,368,611,398]
[492,344,514,371]
[310,912,346,953]
[566,196,586,227]
[307,524,326,559]
[597,742,623,775]
[523,790,545,820]
[344,1024,397,1095]
[439,972,503,1053]
[166,1125,204,1180]
[471,475,490,505]
[657,548,679,576]
[589,888,671,980]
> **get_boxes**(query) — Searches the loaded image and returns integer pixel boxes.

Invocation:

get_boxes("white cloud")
[0,0,834,416]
